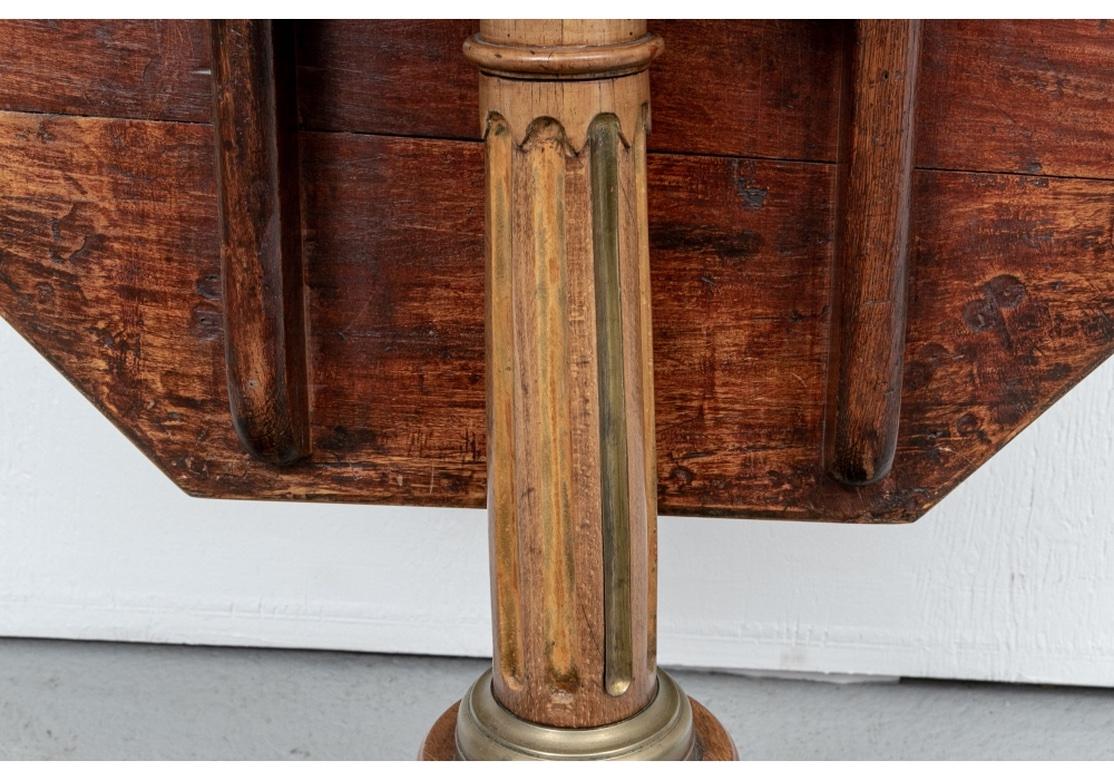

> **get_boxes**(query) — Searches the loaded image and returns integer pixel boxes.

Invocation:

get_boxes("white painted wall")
[2,317,1113,686]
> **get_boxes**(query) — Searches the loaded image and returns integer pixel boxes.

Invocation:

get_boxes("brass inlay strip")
[590,115,633,697]
[486,118,523,689]
[632,108,658,676]
[529,122,578,685]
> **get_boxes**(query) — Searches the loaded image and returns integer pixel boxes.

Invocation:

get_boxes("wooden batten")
[210,20,310,465]
[825,20,922,486]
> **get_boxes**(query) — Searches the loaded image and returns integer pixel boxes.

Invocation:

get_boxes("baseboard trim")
[4,598,1112,688]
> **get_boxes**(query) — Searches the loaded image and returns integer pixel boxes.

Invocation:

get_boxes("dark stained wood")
[647,154,833,516]
[3,110,1112,522]
[917,20,1114,179]
[418,701,459,760]
[300,132,486,505]
[3,21,1111,178]
[211,20,309,465]
[295,20,847,164]
[647,20,845,162]
[0,20,211,123]
[0,112,222,477]
[825,20,922,486]
[295,19,1114,178]
[297,20,479,141]
[691,698,739,760]
[653,161,1114,522]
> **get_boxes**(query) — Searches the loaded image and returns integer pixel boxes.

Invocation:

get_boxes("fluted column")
[471,19,661,729]
[421,20,734,761]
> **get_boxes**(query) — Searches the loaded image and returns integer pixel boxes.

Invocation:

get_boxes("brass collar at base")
[454,669,696,760]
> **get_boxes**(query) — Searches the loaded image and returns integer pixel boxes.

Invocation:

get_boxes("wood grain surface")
[473,19,659,728]
[0,20,211,123]
[825,21,921,486]
[1,20,1112,522]
[690,698,739,760]
[3,20,1112,176]
[211,20,310,465]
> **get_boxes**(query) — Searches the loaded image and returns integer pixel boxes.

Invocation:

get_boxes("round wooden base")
[419,697,737,761]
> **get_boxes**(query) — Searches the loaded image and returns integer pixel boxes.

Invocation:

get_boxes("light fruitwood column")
[420,20,736,761]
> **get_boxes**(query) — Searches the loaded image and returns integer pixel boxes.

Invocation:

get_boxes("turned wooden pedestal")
[419,19,734,760]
